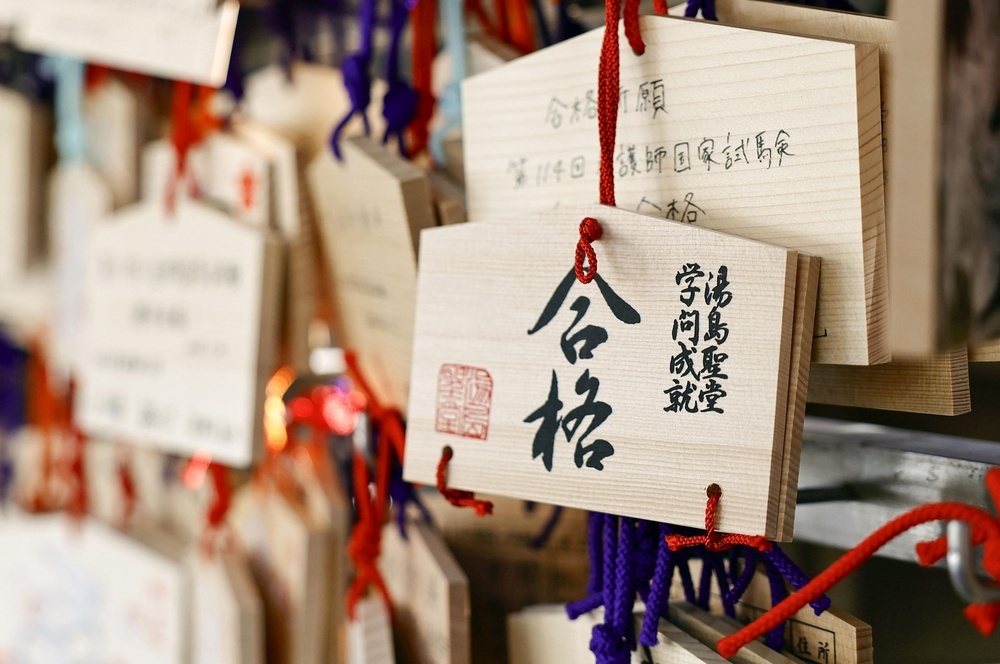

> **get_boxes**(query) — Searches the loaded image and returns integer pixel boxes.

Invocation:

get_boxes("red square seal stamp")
[435,364,493,440]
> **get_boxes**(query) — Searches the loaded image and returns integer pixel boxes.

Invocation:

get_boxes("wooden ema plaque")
[76,199,282,468]
[462,15,885,366]
[403,204,818,539]
[379,519,471,664]
[309,136,437,415]
[17,0,239,85]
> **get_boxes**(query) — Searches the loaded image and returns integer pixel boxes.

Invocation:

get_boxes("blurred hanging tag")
[230,477,336,664]
[348,595,397,664]
[243,63,388,162]
[49,163,112,376]
[164,454,213,543]
[309,136,437,414]
[75,199,283,467]
[0,514,187,663]
[141,139,189,203]
[290,445,353,664]
[673,560,871,664]
[193,132,273,229]
[379,518,471,664]
[83,76,145,207]
[18,0,239,85]
[82,438,124,525]
[190,548,265,664]
[0,85,49,282]
[509,606,727,663]
[235,119,317,372]
[234,119,303,238]
[422,493,590,664]
[508,605,596,664]
[463,16,885,366]
[428,170,468,226]
[404,204,817,539]
[49,56,113,377]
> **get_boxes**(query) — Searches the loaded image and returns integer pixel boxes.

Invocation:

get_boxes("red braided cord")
[343,351,407,618]
[623,0,645,55]
[345,449,394,619]
[508,0,537,54]
[492,0,511,42]
[436,447,493,516]
[717,501,1000,658]
[597,0,620,207]
[408,0,437,156]
[652,0,668,15]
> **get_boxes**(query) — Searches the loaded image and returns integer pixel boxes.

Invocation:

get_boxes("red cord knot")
[436,446,493,516]
[665,483,771,554]
[575,217,603,285]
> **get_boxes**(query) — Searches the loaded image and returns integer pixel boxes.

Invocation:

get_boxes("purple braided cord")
[677,552,697,604]
[611,518,637,649]
[529,505,565,550]
[634,520,659,600]
[329,0,377,158]
[696,552,714,611]
[727,548,741,584]
[764,543,832,615]
[588,512,603,594]
[711,554,736,618]
[724,547,758,606]
[762,558,789,651]
[639,523,676,647]
[380,0,418,155]
[589,515,631,664]
[685,0,718,20]
[567,512,607,620]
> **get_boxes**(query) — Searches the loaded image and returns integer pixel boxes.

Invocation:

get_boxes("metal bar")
[794,417,995,563]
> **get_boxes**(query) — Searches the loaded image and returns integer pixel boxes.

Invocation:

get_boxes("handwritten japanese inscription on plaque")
[404,205,816,538]
[462,16,884,366]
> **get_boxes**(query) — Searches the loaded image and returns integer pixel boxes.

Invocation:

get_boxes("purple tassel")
[685,0,718,20]
[381,0,418,156]
[330,0,377,158]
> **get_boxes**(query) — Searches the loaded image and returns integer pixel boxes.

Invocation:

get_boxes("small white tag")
[348,595,397,664]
